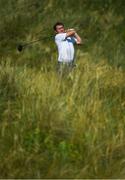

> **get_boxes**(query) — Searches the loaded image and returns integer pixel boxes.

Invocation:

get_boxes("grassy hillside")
[0,0,125,178]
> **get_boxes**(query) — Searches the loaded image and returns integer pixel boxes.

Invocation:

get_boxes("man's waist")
[58,59,73,62]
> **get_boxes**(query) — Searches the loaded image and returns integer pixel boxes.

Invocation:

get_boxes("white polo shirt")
[55,33,76,62]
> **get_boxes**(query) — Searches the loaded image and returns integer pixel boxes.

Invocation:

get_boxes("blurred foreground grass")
[0,53,125,178]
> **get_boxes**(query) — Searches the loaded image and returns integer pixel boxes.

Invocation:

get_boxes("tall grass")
[0,52,125,178]
[0,0,125,178]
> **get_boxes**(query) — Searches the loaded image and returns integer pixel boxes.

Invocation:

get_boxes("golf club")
[17,36,53,52]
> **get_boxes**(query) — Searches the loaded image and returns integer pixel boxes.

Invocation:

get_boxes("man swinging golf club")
[53,22,82,74]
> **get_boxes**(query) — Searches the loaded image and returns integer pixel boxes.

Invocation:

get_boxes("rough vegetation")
[0,0,125,178]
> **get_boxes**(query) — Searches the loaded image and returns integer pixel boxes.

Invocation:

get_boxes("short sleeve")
[55,33,67,41]
[71,37,77,44]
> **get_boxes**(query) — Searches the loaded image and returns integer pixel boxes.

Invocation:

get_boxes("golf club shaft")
[22,36,53,47]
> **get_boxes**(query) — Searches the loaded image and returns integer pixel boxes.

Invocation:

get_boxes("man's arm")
[65,29,76,37]
[74,32,82,45]
[65,29,82,44]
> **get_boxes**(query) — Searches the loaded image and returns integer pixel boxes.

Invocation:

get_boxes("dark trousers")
[57,61,75,76]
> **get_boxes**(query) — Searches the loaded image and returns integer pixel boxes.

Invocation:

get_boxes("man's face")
[56,25,65,33]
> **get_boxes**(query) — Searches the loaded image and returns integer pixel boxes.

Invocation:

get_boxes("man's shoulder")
[55,33,66,39]
[56,32,66,35]
[55,34,59,38]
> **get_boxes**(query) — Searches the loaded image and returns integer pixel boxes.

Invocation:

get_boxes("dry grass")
[0,53,125,178]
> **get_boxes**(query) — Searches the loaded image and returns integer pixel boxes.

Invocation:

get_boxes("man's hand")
[65,29,76,37]
[65,28,75,32]
[65,28,82,44]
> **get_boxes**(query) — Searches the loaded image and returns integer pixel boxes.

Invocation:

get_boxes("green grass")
[0,0,125,178]
[0,53,125,178]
